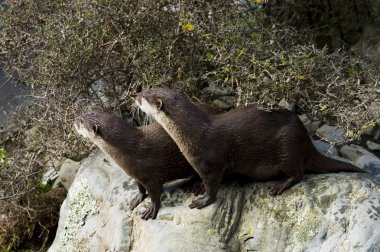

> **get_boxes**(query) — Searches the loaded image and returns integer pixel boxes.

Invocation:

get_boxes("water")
[0,67,30,129]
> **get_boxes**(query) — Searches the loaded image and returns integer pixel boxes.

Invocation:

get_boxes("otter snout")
[73,116,91,139]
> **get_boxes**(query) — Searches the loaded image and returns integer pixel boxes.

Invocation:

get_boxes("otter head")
[135,87,190,123]
[74,111,106,141]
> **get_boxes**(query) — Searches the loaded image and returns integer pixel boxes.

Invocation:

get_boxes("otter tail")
[308,149,366,174]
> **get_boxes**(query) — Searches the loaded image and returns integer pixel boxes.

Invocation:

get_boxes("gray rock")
[355,155,380,176]
[219,96,235,106]
[278,98,295,112]
[262,76,270,84]
[298,114,311,131]
[89,79,116,109]
[368,101,380,117]
[42,168,59,185]
[50,150,380,252]
[374,129,380,140]
[24,126,42,146]
[58,159,81,190]
[316,125,345,144]
[362,125,375,136]
[203,85,234,97]
[298,115,320,134]
[340,144,374,161]
[366,140,380,151]
[309,120,322,133]
[312,140,338,157]
[213,98,233,110]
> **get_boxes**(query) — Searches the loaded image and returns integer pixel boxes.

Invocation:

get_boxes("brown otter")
[74,103,218,220]
[135,87,366,209]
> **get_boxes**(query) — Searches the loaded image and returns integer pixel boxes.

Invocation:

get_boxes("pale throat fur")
[138,96,205,164]
[139,96,185,149]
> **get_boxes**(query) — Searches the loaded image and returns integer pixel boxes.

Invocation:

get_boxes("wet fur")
[74,103,218,219]
[136,87,366,209]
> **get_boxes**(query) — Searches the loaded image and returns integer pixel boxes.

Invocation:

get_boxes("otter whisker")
[130,104,140,122]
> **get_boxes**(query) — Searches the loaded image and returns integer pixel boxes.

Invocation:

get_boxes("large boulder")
[49,149,380,252]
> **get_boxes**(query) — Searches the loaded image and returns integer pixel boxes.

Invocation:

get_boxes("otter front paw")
[130,192,147,210]
[189,195,215,209]
[268,181,287,196]
[141,204,158,220]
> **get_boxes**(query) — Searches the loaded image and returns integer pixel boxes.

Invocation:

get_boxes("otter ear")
[155,98,163,111]
[92,124,101,136]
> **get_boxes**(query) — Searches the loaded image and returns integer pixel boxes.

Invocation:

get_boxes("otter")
[74,103,218,220]
[136,87,366,209]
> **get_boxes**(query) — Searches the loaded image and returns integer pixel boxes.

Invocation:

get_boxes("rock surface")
[50,149,380,252]
[58,159,82,190]
[366,140,380,151]
[278,98,295,112]
[316,125,346,144]
[312,140,338,157]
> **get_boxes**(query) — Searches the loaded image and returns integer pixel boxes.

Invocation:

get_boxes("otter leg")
[130,182,147,210]
[141,184,163,220]
[269,161,304,196]
[180,175,205,196]
[189,171,222,209]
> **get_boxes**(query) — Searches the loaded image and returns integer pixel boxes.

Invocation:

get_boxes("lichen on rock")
[52,179,98,252]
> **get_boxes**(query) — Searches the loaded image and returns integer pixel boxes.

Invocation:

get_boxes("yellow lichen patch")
[181,22,195,31]
[291,206,322,245]
[207,228,214,236]
[238,222,254,240]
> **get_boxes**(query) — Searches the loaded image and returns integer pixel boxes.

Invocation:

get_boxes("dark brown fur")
[74,104,218,219]
[136,87,366,209]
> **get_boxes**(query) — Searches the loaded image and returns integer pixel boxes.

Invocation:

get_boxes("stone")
[218,96,235,106]
[298,114,311,131]
[278,98,295,112]
[298,115,320,134]
[368,101,380,117]
[316,125,345,144]
[213,99,233,110]
[366,140,380,151]
[340,144,374,162]
[374,129,380,140]
[58,159,81,190]
[50,150,380,252]
[362,125,375,136]
[354,155,380,176]
[202,85,234,97]
[42,168,59,185]
[309,120,322,133]
[312,140,338,157]
[89,79,116,109]
[24,126,42,146]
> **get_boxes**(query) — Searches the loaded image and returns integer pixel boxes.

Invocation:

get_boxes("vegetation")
[0,0,378,250]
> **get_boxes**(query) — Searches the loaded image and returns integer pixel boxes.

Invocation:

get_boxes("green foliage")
[0,148,6,161]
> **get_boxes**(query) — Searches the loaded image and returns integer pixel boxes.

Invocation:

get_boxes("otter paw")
[130,192,147,210]
[189,195,214,209]
[141,204,158,220]
[269,181,286,196]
